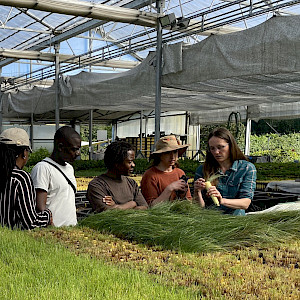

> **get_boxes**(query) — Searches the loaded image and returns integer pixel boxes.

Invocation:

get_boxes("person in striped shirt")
[0,128,52,229]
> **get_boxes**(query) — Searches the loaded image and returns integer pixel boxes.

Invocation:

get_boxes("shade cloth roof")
[1,14,300,123]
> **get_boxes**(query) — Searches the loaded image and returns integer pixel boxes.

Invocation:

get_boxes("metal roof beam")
[187,20,243,35]
[0,0,158,27]
[17,7,54,31]
[94,26,143,62]
[0,48,140,69]
[220,0,299,15]
[0,0,153,68]
[0,24,51,34]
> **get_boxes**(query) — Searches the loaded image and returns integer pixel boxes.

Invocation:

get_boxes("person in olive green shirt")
[87,141,148,212]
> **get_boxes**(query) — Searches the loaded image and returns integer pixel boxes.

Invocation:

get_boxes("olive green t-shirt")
[87,174,148,212]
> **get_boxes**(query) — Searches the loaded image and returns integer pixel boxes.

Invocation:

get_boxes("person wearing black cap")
[0,127,52,229]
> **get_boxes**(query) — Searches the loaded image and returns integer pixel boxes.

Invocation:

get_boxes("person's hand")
[103,196,117,207]
[167,179,188,193]
[206,185,223,203]
[194,178,206,192]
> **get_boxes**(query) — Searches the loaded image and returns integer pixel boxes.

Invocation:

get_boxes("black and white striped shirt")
[0,167,51,230]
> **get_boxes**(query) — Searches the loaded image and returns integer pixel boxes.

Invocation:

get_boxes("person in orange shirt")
[141,135,192,206]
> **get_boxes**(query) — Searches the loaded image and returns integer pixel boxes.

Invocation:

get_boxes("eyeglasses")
[208,144,229,152]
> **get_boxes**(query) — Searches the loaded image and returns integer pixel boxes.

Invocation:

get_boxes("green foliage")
[199,122,245,151]
[255,162,300,181]
[132,158,151,174]
[73,158,299,181]
[133,158,200,177]
[80,124,112,142]
[251,118,300,135]
[250,133,300,162]
[177,158,201,178]
[27,147,50,166]
[0,227,195,300]
[81,201,300,253]
[73,159,105,171]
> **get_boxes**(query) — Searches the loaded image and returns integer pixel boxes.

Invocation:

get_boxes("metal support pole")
[112,121,117,142]
[54,43,60,130]
[184,111,189,157]
[89,109,93,160]
[245,107,251,156]
[88,32,93,160]
[197,124,201,160]
[30,113,34,150]
[145,115,148,137]
[140,110,143,151]
[154,0,164,143]
[0,69,3,133]
[0,91,3,133]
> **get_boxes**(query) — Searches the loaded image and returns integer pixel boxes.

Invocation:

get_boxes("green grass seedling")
[0,227,198,300]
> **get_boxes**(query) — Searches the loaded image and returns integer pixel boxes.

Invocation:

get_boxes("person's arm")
[31,162,50,212]
[206,162,257,210]
[141,170,187,206]
[87,181,111,212]
[17,172,51,229]
[193,165,206,207]
[207,185,251,209]
[103,196,137,210]
[36,188,48,212]
[150,180,188,206]
[193,178,206,208]
[134,205,148,210]
[131,179,148,210]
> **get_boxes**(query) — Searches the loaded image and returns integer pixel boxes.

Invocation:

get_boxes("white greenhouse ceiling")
[1,0,300,124]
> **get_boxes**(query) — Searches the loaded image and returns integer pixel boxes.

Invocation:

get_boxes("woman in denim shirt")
[194,128,257,215]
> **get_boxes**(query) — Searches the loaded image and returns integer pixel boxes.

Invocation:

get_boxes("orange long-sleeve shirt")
[141,166,192,205]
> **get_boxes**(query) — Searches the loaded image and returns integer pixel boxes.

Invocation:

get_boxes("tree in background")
[251,119,300,135]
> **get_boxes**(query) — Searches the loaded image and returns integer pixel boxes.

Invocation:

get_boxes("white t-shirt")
[31,157,77,227]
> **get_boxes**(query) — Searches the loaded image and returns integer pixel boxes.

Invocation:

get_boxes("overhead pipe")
[0,0,158,27]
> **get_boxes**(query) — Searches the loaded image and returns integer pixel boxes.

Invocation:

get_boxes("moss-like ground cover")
[31,225,300,299]
[28,201,300,299]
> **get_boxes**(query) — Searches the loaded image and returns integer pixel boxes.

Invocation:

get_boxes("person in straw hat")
[141,135,191,206]
[0,127,52,229]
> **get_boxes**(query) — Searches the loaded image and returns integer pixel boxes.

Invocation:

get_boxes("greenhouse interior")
[0,3,300,298]
[1,0,300,155]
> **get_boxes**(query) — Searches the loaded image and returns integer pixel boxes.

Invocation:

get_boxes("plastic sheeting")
[190,102,300,125]
[2,15,300,122]
[247,201,300,214]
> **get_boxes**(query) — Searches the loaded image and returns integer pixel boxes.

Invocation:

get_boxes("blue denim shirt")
[194,160,257,215]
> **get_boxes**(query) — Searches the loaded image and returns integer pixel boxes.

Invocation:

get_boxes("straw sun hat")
[0,128,32,152]
[150,135,189,158]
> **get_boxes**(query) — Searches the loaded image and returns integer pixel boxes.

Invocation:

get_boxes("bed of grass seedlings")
[80,201,300,253]
[0,227,197,300]
[30,226,300,299]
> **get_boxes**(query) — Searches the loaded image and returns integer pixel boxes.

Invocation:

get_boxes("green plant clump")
[250,133,300,163]
[27,147,50,166]
[81,201,300,253]
[255,162,300,181]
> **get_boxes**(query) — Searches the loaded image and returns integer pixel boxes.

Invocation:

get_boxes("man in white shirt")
[31,126,81,227]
